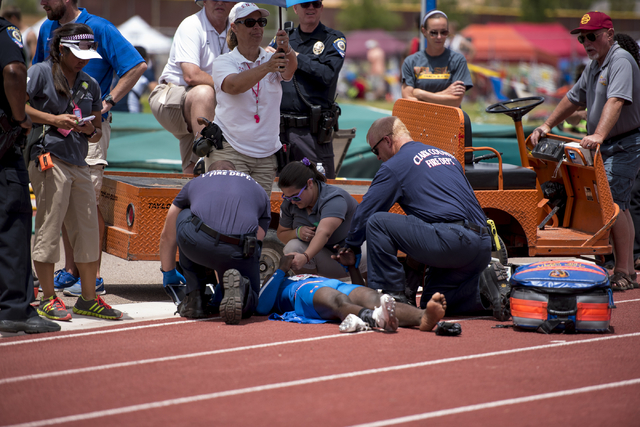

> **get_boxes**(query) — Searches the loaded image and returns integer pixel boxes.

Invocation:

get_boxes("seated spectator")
[277,159,367,278]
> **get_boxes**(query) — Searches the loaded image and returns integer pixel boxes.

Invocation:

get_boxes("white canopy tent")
[117,15,172,55]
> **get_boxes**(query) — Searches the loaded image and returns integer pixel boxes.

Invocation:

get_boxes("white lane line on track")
[0,332,367,385]
[348,378,640,427]
[0,318,212,347]
[616,298,640,304]
[3,332,640,427]
[3,297,637,347]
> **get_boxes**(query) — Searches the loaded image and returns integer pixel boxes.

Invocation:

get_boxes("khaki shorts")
[86,114,111,166]
[28,157,100,264]
[89,164,105,201]
[203,138,277,196]
[149,83,199,172]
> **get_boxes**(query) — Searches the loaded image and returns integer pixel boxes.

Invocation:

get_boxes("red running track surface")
[1,291,639,426]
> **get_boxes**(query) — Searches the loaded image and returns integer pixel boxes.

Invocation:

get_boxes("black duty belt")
[604,128,640,145]
[450,220,489,235]
[281,114,310,128]
[190,216,244,245]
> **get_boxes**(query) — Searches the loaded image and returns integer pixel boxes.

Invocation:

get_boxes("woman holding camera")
[26,23,122,321]
[277,159,367,278]
[203,2,297,196]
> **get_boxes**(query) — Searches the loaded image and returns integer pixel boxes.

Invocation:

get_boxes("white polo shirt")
[159,8,229,86]
[213,47,289,158]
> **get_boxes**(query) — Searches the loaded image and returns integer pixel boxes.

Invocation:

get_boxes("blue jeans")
[366,212,491,314]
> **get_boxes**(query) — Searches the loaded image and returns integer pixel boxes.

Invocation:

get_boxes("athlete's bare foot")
[419,292,447,331]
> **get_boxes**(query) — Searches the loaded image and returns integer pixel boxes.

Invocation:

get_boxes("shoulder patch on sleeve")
[333,37,346,58]
[7,26,23,48]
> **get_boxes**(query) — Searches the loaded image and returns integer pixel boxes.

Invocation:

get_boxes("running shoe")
[73,295,123,320]
[37,295,72,321]
[220,269,243,325]
[63,278,105,297]
[339,314,370,333]
[372,294,399,332]
[53,269,79,290]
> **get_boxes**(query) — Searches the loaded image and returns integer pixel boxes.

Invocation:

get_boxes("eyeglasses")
[300,1,322,8]
[61,40,99,50]
[235,17,268,28]
[282,185,307,202]
[428,30,449,38]
[577,30,606,44]
[371,134,391,156]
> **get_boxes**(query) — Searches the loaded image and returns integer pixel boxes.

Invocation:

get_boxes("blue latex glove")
[163,269,186,287]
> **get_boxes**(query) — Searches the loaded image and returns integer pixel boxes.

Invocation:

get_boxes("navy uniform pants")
[365,212,491,315]
[281,127,336,179]
[0,149,38,321]
[176,209,261,318]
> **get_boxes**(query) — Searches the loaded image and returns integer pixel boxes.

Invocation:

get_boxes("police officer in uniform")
[159,160,271,325]
[0,8,60,334]
[271,0,346,179]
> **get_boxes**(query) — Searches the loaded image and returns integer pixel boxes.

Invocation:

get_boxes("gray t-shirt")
[27,60,102,166]
[567,42,640,139]
[279,182,358,248]
[402,48,473,96]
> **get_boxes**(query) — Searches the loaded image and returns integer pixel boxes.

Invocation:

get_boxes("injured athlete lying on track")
[256,249,448,333]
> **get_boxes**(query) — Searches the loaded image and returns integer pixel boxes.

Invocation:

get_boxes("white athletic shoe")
[372,294,399,332]
[339,314,370,333]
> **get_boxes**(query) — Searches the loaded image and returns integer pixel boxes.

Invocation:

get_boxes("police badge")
[313,41,324,55]
[7,26,23,48]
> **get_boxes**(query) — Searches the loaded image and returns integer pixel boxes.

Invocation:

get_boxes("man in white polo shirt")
[149,0,235,175]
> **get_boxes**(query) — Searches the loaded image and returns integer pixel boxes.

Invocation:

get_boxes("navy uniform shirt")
[172,170,271,236]
[346,141,486,247]
[0,18,25,118]
[276,22,346,112]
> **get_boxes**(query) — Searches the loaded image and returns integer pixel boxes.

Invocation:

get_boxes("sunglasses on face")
[371,134,390,156]
[61,40,99,50]
[282,184,307,202]
[235,17,268,27]
[428,30,449,38]
[577,30,605,44]
[300,1,322,8]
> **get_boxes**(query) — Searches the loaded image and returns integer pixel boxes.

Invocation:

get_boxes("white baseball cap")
[229,2,269,23]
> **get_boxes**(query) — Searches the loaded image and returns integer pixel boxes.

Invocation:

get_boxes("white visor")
[61,42,102,60]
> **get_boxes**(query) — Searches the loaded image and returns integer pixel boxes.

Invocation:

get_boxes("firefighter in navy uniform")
[270,0,346,179]
[0,9,60,334]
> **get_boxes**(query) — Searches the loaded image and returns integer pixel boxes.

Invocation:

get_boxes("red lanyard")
[241,61,261,124]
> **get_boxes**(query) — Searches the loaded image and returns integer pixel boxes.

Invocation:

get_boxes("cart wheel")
[259,229,284,283]
[492,235,509,266]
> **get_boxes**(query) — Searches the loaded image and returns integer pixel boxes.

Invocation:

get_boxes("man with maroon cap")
[530,11,640,291]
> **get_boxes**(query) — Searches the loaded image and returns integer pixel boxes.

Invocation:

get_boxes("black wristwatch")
[13,116,28,124]
[104,94,116,106]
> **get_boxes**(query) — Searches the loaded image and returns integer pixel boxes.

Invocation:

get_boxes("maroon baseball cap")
[570,11,613,34]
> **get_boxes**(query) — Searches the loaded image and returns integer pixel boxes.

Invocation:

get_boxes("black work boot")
[220,269,244,325]
[479,261,511,321]
[177,289,206,319]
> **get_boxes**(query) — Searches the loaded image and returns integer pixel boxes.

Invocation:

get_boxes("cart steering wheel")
[486,96,545,122]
